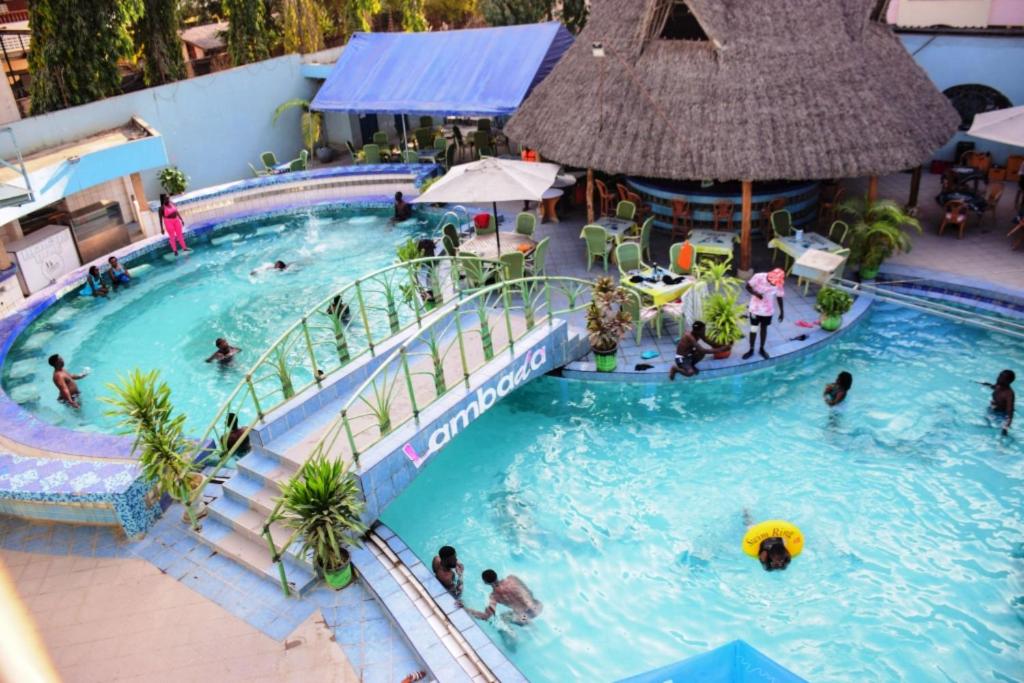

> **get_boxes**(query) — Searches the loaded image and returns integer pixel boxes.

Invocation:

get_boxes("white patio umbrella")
[412,157,561,254]
[967,105,1024,147]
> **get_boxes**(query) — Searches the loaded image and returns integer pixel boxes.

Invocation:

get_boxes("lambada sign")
[402,347,548,468]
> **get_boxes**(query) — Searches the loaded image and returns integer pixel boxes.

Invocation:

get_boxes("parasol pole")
[492,201,501,256]
[400,115,409,153]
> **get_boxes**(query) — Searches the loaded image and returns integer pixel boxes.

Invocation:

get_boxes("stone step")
[194,517,317,595]
[222,470,281,518]
[205,493,301,559]
[235,448,299,489]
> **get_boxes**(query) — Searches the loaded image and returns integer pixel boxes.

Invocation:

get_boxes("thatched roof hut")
[506,0,959,182]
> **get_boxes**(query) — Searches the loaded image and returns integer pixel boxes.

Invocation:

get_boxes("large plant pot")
[324,562,354,589]
[820,315,842,332]
[315,146,334,163]
[593,346,618,372]
[713,345,733,360]
[182,472,206,525]
[859,266,879,280]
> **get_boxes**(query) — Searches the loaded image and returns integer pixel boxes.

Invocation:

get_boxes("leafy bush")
[839,198,921,271]
[704,292,746,346]
[586,276,633,352]
[158,166,188,195]
[696,259,742,297]
[816,287,853,317]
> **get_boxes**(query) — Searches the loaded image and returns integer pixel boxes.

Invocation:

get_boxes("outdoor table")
[552,173,577,189]
[591,216,636,242]
[790,248,846,294]
[539,188,564,223]
[769,232,842,271]
[623,268,696,307]
[688,229,738,261]
[460,232,536,261]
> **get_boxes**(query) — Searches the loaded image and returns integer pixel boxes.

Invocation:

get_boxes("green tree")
[323,0,381,40]
[424,0,477,28]
[136,0,187,86]
[28,0,142,114]
[480,0,552,25]
[281,0,325,53]
[224,0,271,65]
[559,0,588,34]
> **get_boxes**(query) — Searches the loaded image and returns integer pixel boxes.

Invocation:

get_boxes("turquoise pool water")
[382,305,1024,682]
[1,206,431,434]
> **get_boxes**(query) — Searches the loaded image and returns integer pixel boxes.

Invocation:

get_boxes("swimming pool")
[381,304,1024,682]
[1,205,432,434]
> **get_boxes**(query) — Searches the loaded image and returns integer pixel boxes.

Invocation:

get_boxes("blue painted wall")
[900,33,1024,164]
[0,55,318,200]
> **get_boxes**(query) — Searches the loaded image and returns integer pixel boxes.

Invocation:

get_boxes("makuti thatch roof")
[506,0,960,181]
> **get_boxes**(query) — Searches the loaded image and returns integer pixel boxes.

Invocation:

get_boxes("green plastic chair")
[514,212,536,237]
[362,144,382,165]
[623,290,661,343]
[457,253,489,288]
[414,127,434,150]
[475,214,496,235]
[260,151,278,169]
[442,233,458,257]
[442,223,460,250]
[500,251,525,280]
[616,242,644,277]
[616,200,637,222]
[372,131,389,147]
[622,216,653,262]
[473,130,494,159]
[669,242,695,275]
[402,150,420,164]
[527,236,549,275]
[248,162,268,177]
[770,209,793,264]
[829,220,850,245]
[434,137,448,152]
[582,224,611,272]
[288,149,308,172]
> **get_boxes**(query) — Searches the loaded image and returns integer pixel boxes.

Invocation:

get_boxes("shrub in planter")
[272,451,367,590]
[586,276,633,372]
[816,286,853,332]
[838,198,920,279]
[158,167,188,196]
[704,292,746,358]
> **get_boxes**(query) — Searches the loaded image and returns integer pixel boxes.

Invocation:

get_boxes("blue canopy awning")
[310,22,574,117]
[618,640,808,683]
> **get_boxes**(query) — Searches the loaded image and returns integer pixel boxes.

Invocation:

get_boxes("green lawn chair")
[623,290,661,344]
[527,236,549,276]
[616,200,637,222]
[288,149,308,172]
[248,162,268,177]
[362,144,382,165]
[770,209,793,264]
[669,242,696,275]
[402,150,420,164]
[616,242,645,277]
[475,214,496,235]
[582,224,611,272]
[500,251,525,281]
[621,216,653,262]
[372,131,389,147]
[260,151,279,170]
[473,130,494,159]
[414,127,434,150]
[515,212,536,237]
[434,137,448,152]
[829,220,850,245]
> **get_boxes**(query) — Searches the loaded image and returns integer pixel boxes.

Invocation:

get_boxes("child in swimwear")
[982,369,1015,435]
[82,266,108,297]
[107,256,131,289]
[824,371,852,406]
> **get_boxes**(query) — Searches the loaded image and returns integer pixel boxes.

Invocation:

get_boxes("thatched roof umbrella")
[506,0,960,271]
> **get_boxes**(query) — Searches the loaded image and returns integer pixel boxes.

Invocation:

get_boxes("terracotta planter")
[593,346,618,372]
[713,345,733,360]
[820,315,842,332]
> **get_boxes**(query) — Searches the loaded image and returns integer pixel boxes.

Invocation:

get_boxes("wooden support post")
[907,165,922,210]
[740,179,753,274]
[586,168,595,224]
[867,175,879,203]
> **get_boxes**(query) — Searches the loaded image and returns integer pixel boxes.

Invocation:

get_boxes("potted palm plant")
[103,370,204,527]
[696,259,742,297]
[273,451,367,590]
[838,198,921,280]
[586,276,633,372]
[816,287,853,332]
[272,98,326,160]
[704,292,746,358]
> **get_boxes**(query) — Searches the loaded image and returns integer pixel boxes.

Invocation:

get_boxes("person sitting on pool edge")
[461,570,543,625]
[107,256,131,289]
[743,268,785,360]
[82,265,109,298]
[48,354,87,409]
[982,369,1015,435]
[432,546,464,597]
[205,338,241,364]
[669,321,728,380]
[824,371,853,406]
[393,191,412,222]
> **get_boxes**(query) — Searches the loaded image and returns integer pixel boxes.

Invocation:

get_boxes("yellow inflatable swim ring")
[742,520,804,558]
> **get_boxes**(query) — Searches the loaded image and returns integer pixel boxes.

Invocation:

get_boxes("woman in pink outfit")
[159,193,189,255]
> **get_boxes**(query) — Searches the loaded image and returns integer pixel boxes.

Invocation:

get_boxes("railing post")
[301,318,321,387]
[355,280,374,355]
[246,376,264,420]
[476,298,494,361]
[546,279,554,327]
[262,525,291,597]
[400,349,419,421]
[453,305,472,387]
[341,409,359,463]
[502,284,516,357]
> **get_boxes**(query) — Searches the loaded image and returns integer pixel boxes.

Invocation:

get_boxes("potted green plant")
[273,98,325,159]
[696,259,742,297]
[273,452,367,589]
[838,197,921,280]
[102,370,204,527]
[586,276,633,372]
[157,167,188,196]
[704,292,746,358]
[816,287,853,332]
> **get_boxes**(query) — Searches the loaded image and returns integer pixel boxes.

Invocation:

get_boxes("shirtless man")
[205,338,241,364]
[668,321,726,380]
[982,369,1015,435]
[48,354,86,409]
[393,191,412,222]
[431,546,464,597]
[462,570,543,625]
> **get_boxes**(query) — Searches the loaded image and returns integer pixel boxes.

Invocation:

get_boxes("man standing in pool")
[982,369,1015,435]
[393,191,412,222]
[461,570,543,625]
[48,354,87,409]
[205,338,241,364]
[742,268,785,360]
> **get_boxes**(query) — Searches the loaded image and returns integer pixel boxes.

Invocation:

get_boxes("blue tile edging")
[876,264,1024,319]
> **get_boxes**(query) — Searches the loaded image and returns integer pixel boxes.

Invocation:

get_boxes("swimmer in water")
[981,369,1015,435]
[48,354,86,409]
[327,294,351,322]
[205,338,241,364]
[393,191,412,222]
[250,260,288,276]
[432,546,464,598]
[743,509,791,572]
[107,256,131,289]
[824,371,852,406]
[462,570,543,625]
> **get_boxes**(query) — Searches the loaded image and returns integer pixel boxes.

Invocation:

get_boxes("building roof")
[180,22,227,53]
[506,0,960,181]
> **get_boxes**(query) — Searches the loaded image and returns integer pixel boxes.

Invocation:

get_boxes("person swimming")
[824,371,852,406]
[205,338,241,364]
[982,369,1015,435]
[393,191,412,222]
[250,260,288,276]
[82,266,109,297]
[432,546,464,598]
[327,294,351,322]
[48,354,87,409]
[461,570,543,625]
[758,537,792,571]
